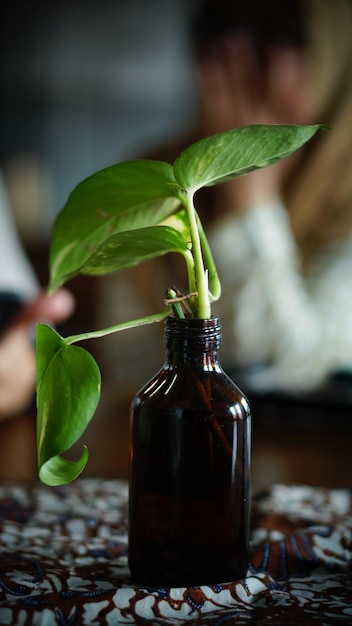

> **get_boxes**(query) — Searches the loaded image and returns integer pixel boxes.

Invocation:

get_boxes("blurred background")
[1,0,352,490]
[0,0,199,482]
[0,0,197,240]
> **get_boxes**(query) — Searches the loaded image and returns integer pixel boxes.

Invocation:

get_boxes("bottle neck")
[163,316,222,365]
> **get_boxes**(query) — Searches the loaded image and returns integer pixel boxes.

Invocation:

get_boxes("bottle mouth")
[164,315,222,350]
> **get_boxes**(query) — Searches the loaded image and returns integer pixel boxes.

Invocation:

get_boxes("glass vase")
[128,315,251,586]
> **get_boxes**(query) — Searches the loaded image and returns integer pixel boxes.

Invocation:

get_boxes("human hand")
[0,288,75,420]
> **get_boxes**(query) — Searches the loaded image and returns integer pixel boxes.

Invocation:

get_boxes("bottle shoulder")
[133,363,251,419]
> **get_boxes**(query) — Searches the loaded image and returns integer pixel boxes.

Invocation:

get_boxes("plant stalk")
[185,191,211,319]
[63,304,173,346]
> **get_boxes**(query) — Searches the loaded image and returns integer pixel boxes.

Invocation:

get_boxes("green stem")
[182,248,197,296]
[64,304,173,346]
[185,191,211,319]
[165,288,185,319]
[197,215,221,302]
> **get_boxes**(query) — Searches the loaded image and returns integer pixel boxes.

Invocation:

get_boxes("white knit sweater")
[209,199,352,390]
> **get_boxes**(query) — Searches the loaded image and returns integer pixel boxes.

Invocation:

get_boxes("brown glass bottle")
[128,316,251,587]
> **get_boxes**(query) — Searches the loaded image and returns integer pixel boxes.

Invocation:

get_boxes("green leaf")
[49,160,182,291]
[36,323,101,486]
[38,449,90,488]
[78,225,191,276]
[160,207,191,238]
[173,124,328,192]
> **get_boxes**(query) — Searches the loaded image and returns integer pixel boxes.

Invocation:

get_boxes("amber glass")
[128,316,251,587]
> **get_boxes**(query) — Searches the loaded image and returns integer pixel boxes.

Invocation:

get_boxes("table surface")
[0,478,351,625]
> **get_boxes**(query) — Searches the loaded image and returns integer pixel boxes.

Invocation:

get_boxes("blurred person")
[141,0,352,391]
[0,168,75,420]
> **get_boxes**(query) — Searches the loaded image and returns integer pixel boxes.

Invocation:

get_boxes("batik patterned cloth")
[0,479,351,625]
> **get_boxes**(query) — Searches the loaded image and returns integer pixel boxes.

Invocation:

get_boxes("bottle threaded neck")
[164,316,221,352]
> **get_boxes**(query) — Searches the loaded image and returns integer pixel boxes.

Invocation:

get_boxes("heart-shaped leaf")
[36,323,101,486]
[173,124,328,192]
[49,160,182,291]
[78,225,191,276]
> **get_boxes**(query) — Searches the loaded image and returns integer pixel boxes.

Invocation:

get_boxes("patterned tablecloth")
[0,478,351,625]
